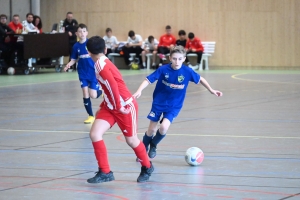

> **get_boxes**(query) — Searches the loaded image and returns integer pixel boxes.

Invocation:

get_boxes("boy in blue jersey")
[64,24,102,124]
[133,46,222,159]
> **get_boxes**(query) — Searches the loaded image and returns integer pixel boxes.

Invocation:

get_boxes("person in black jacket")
[0,14,14,65]
[63,12,78,71]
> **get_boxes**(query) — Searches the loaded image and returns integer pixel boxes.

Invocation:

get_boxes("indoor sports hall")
[0,0,299,200]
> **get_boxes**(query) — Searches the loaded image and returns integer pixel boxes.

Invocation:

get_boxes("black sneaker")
[137,161,154,183]
[148,143,157,159]
[87,169,115,184]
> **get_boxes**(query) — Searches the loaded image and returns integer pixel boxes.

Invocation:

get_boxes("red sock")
[133,141,151,168]
[92,140,110,173]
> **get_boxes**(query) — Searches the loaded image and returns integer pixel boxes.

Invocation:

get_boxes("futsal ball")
[131,62,139,70]
[7,67,15,75]
[185,147,204,166]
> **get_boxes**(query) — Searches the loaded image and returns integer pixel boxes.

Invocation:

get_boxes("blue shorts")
[147,107,180,123]
[80,78,99,90]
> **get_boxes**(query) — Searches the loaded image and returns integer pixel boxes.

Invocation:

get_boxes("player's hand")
[132,91,142,99]
[119,107,130,114]
[211,90,223,97]
[192,49,196,52]
[63,64,70,72]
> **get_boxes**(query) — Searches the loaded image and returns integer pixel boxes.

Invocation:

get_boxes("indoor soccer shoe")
[148,144,157,159]
[87,169,115,184]
[137,161,154,183]
[84,116,95,124]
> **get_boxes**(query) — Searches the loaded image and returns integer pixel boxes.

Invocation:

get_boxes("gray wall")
[0,0,31,21]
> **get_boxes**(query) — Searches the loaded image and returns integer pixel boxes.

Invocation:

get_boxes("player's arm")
[64,59,77,71]
[132,79,150,99]
[200,77,223,97]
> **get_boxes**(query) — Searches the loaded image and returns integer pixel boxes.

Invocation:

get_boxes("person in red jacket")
[157,25,176,67]
[185,32,204,69]
[8,14,23,42]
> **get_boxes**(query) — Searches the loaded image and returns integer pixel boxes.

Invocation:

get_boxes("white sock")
[143,62,146,67]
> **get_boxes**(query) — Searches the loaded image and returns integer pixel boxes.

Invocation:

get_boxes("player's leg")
[81,80,94,124]
[87,108,116,184]
[116,101,154,182]
[143,109,162,152]
[88,78,102,99]
[152,50,157,68]
[141,49,147,68]
[148,110,177,158]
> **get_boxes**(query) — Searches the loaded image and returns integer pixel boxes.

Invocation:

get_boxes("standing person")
[103,27,119,56]
[33,15,43,33]
[133,46,222,159]
[157,25,176,67]
[63,24,102,124]
[63,12,78,71]
[0,14,14,65]
[122,30,143,67]
[141,35,159,69]
[185,32,204,70]
[85,36,154,183]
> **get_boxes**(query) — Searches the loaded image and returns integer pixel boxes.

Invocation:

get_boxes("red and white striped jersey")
[94,56,132,111]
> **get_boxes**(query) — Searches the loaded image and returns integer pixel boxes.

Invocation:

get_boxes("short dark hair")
[0,14,7,19]
[148,35,154,43]
[26,13,34,18]
[76,23,88,31]
[128,30,135,37]
[106,28,112,33]
[66,12,73,15]
[86,36,105,54]
[165,25,171,29]
[13,14,20,18]
[188,32,195,39]
[178,30,186,36]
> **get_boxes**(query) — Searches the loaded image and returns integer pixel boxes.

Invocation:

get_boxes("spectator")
[103,28,119,56]
[16,13,39,67]
[33,15,43,33]
[157,25,176,67]
[0,14,14,65]
[63,12,78,71]
[122,30,143,67]
[185,32,204,69]
[141,35,158,69]
[176,30,187,47]
[8,14,23,42]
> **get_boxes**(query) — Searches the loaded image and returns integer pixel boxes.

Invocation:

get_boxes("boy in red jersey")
[185,32,204,70]
[86,36,154,183]
[157,25,176,67]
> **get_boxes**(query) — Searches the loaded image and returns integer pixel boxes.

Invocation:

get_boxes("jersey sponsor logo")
[178,75,185,83]
[149,111,155,117]
[79,54,90,58]
[162,80,185,90]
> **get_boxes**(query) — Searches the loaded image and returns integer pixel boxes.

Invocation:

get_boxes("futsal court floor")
[0,68,299,200]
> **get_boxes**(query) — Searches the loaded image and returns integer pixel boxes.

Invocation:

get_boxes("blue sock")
[83,98,93,116]
[143,132,153,151]
[97,90,102,98]
[151,130,166,147]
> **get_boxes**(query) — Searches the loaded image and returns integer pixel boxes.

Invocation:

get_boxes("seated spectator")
[176,30,187,47]
[141,35,158,69]
[0,14,14,65]
[33,15,43,33]
[185,32,204,69]
[122,30,142,67]
[8,14,23,43]
[157,25,176,67]
[103,27,119,56]
[16,13,39,67]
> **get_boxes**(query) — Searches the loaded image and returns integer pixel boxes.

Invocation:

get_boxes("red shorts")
[96,99,138,137]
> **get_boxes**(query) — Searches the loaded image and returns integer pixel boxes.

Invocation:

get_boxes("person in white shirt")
[141,35,159,69]
[16,13,39,67]
[103,28,119,56]
[122,30,142,66]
